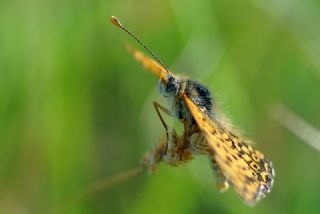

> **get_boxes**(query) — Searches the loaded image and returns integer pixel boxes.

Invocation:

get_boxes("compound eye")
[166,77,178,94]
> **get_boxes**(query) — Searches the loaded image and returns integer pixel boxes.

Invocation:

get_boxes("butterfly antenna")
[111,16,169,73]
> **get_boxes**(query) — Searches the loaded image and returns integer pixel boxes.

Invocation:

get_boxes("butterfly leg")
[153,101,172,139]
[141,128,194,173]
[153,101,194,165]
[209,156,229,192]
[141,101,172,173]
[141,102,195,173]
[163,128,193,166]
[141,135,167,173]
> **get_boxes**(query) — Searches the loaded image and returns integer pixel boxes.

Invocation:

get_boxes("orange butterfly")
[111,16,275,205]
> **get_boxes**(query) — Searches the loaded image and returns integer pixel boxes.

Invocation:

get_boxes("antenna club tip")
[110,16,122,28]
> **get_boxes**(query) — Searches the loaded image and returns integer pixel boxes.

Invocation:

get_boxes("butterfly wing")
[183,94,274,205]
[126,45,172,81]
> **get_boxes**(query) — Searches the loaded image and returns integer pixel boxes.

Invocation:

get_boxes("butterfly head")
[158,75,181,98]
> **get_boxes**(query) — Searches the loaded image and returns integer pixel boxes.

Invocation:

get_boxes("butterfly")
[111,16,275,206]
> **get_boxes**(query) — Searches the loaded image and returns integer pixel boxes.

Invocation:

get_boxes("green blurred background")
[1,0,320,213]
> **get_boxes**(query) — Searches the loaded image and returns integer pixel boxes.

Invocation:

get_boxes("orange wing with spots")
[183,95,274,205]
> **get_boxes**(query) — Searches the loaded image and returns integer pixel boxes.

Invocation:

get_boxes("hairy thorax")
[158,74,214,128]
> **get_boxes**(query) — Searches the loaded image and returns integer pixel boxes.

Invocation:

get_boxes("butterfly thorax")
[158,74,214,127]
